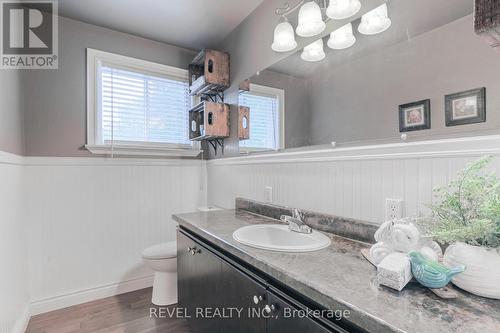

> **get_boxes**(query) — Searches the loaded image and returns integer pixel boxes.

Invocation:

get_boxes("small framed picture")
[399,99,431,132]
[445,88,486,126]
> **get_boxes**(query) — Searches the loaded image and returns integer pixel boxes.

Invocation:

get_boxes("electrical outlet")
[386,199,404,221]
[264,186,273,203]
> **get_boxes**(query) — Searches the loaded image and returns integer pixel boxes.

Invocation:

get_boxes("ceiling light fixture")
[271,1,392,62]
[327,22,356,49]
[358,3,392,35]
[296,1,326,37]
[271,18,298,52]
[326,0,361,20]
[301,39,326,62]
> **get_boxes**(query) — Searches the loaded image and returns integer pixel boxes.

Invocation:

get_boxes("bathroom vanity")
[173,204,500,333]
[177,229,341,333]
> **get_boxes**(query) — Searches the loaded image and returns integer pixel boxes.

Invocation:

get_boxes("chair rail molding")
[0,150,25,165]
[208,135,500,166]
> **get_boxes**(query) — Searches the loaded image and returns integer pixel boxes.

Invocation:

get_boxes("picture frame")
[399,99,431,132]
[445,88,486,126]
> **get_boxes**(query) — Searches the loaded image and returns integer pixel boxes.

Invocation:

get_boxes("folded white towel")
[374,219,421,253]
[374,221,393,243]
[370,242,393,265]
[391,223,420,252]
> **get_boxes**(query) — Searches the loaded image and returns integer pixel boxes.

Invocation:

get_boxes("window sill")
[85,144,202,158]
[240,148,280,155]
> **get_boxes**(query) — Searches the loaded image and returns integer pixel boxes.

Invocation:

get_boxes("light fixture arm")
[275,0,329,17]
[275,1,305,17]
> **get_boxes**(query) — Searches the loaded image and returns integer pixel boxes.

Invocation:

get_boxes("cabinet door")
[219,261,267,333]
[266,292,339,333]
[177,231,222,333]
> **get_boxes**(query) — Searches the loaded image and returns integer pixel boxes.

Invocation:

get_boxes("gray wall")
[308,15,500,145]
[22,16,196,157]
[0,70,24,155]
[250,70,311,148]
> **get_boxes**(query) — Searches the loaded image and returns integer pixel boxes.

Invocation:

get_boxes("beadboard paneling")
[0,153,30,333]
[24,158,205,314]
[207,137,500,224]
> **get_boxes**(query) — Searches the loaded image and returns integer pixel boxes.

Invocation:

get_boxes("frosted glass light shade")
[326,0,361,20]
[296,1,326,37]
[271,20,297,52]
[358,3,392,35]
[301,39,325,62]
[327,23,356,49]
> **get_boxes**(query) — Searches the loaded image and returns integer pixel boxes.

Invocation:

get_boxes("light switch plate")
[386,199,404,221]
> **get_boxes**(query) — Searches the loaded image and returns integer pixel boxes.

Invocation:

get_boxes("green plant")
[422,156,500,248]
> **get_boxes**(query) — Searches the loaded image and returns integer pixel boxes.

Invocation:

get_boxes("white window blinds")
[239,91,279,150]
[99,65,191,146]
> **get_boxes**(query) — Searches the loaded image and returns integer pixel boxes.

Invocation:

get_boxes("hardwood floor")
[26,288,192,333]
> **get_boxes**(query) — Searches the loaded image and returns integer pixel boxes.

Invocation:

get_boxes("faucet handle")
[292,208,304,221]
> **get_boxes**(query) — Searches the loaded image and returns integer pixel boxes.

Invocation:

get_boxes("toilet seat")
[142,242,177,260]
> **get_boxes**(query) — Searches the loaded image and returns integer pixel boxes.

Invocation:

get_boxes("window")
[238,84,284,152]
[86,48,199,157]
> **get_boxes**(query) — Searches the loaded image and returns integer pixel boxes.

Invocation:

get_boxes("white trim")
[25,156,206,167]
[240,83,285,152]
[86,48,196,157]
[210,134,500,166]
[0,150,25,165]
[4,135,500,166]
[25,156,205,167]
[1,152,205,166]
[85,144,202,158]
[8,304,30,333]
[30,275,154,316]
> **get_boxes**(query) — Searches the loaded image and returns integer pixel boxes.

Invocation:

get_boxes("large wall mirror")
[238,0,500,154]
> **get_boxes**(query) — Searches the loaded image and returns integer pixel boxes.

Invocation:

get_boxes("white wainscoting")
[24,157,206,315]
[3,134,500,324]
[207,135,500,224]
[0,152,30,333]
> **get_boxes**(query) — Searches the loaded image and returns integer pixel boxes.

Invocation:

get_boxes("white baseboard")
[30,275,154,316]
[8,304,31,333]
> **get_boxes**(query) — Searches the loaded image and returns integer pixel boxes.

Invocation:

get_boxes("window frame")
[86,48,200,157]
[239,83,285,153]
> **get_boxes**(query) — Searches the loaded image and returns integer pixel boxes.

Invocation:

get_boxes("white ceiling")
[58,0,264,50]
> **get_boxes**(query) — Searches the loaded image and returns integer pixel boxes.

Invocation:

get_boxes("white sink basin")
[232,224,331,253]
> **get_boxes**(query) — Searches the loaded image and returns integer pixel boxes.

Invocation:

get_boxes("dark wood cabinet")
[178,231,267,333]
[267,291,342,333]
[219,260,267,333]
[177,229,352,333]
[177,231,221,333]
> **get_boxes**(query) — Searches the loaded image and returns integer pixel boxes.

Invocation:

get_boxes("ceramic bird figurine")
[408,251,465,289]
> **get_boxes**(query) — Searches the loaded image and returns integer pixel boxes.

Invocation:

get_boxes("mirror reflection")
[239,0,500,153]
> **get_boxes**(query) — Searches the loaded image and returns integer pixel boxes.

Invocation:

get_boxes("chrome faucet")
[280,209,312,234]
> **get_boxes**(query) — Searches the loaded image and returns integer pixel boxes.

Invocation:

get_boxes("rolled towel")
[417,240,443,262]
[390,223,420,252]
[370,242,393,265]
[420,246,439,262]
[374,221,393,243]
[417,237,443,260]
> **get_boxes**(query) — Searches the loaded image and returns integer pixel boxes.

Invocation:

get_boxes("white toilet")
[142,242,177,306]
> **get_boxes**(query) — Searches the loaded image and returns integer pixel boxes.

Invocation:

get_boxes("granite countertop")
[173,209,500,333]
